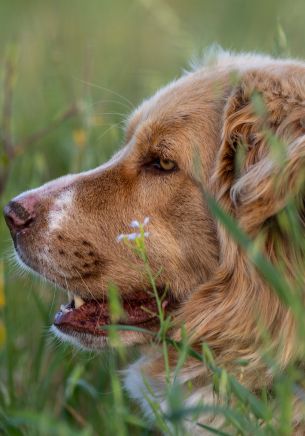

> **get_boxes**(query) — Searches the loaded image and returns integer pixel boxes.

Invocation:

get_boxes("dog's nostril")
[3,199,37,236]
[10,201,30,221]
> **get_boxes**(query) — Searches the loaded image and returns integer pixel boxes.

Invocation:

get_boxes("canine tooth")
[68,291,73,302]
[74,295,85,309]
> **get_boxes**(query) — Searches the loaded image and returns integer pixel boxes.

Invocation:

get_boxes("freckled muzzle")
[2,179,175,347]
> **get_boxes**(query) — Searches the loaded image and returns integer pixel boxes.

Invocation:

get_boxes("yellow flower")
[73,129,87,148]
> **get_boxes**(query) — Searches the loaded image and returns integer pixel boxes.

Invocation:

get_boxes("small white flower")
[117,218,151,243]
[127,232,138,240]
[130,220,140,228]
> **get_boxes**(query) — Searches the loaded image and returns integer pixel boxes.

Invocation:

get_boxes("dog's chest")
[123,357,224,434]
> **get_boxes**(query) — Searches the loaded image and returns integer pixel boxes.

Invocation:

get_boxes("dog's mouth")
[54,291,173,337]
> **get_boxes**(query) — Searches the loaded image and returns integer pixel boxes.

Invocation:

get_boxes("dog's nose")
[3,195,38,236]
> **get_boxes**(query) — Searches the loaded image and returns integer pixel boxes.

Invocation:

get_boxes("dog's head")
[4,52,305,363]
[3,57,223,349]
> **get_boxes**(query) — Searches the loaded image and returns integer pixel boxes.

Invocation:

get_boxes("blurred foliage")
[1,0,305,434]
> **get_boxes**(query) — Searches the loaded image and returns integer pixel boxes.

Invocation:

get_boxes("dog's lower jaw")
[50,324,159,350]
[123,357,225,435]
[50,325,108,350]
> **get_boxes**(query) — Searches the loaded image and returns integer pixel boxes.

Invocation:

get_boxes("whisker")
[73,267,99,303]
[87,98,132,112]
[95,111,129,119]
[96,122,123,143]
[75,78,135,110]
[48,286,57,317]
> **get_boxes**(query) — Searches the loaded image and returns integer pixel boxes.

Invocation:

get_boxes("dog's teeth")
[74,295,85,309]
[68,291,73,303]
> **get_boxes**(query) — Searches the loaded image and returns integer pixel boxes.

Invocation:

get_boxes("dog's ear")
[167,70,305,377]
[148,69,305,386]
[213,69,305,236]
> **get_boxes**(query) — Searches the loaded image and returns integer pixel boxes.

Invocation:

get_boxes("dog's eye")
[152,158,176,172]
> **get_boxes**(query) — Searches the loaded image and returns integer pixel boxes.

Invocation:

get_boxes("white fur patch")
[48,189,75,233]
[124,358,225,434]
[50,325,107,350]
[123,357,162,420]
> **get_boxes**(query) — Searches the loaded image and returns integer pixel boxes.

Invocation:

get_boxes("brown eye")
[145,157,177,173]
[159,158,176,171]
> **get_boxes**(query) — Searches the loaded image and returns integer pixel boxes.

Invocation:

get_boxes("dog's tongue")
[54,298,159,336]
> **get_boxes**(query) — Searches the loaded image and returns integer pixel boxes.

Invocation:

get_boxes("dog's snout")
[3,196,38,236]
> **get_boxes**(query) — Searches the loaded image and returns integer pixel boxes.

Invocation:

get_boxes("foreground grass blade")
[205,192,296,308]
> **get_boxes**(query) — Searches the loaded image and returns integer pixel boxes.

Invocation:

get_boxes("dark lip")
[53,292,177,337]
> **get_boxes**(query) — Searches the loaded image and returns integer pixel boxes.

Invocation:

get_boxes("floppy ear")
[146,70,305,393]
[214,69,305,237]
[168,70,305,381]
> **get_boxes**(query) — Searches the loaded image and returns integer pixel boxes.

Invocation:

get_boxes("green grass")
[2,0,305,434]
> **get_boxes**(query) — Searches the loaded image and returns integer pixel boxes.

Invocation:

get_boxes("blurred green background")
[1,0,305,434]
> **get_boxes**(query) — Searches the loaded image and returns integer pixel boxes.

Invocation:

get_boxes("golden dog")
[4,49,305,433]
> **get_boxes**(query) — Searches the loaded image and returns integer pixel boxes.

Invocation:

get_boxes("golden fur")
[5,50,305,433]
